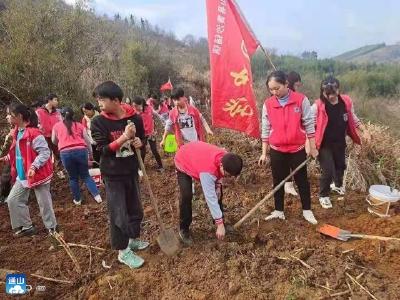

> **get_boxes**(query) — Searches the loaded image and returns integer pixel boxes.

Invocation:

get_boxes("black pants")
[318,144,346,197]
[104,174,143,250]
[140,136,163,169]
[0,163,11,201]
[177,171,223,231]
[270,148,311,211]
[92,144,100,163]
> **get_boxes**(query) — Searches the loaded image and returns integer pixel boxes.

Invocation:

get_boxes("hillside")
[335,43,400,63]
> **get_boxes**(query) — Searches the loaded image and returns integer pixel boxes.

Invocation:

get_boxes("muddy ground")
[0,129,399,299]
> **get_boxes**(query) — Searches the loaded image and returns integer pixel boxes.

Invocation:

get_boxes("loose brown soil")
[0,129,399,299]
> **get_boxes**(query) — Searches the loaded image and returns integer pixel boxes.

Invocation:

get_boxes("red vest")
[169,105,205,147]
[174,141,226,181]
[141,106,155,136]
[36,107,62,137]
[159,103,169,114]
[53,121,87,152]
[265,91,307,153]
[314,94,361,149]
[8,127,53,187]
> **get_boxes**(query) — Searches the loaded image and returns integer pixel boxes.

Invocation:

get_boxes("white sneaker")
[284,181,298,196]
[94,195,103,203]
[330,183,345,195]
[73,199,82,205]
[57,170,65,179]
[303,210,318,224]
[265,210,285,221]
[319,196,332,209]
[138,170,143,177]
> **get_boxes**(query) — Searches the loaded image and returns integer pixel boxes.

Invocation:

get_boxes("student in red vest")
[52,107,102,205]
[0,103,57,237]
[131,96,164,172]
[81,102,100,163]
[154,97,170,123]
[91,81,147,269]
[312,76,366,209]
[36,93,64,179]
[259,71,319,224]
[146,94,158,107]
[175,141,243,244]
[160,88,213,149]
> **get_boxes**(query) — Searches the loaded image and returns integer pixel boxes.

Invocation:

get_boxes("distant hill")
[334,43,400,63]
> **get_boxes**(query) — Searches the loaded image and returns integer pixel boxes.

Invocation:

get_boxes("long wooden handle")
[127,120,166,230]
[350,234,400,241]
[233,156,311,229]
[135,147,166,231]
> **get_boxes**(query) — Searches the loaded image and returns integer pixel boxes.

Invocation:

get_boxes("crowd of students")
[0,70,365,269]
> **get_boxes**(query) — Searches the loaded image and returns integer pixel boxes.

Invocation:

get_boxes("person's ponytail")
[61,107,75,136]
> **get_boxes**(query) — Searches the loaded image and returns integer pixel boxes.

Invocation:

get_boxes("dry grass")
[312,123,400,192]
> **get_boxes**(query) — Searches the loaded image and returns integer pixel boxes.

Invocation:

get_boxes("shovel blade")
[318,224,352,241]
[157,228,180,256]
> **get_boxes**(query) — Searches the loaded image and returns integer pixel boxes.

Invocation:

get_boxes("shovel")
[134,145,180,256]
[234,157,312,229]
[318,224,400,242]
[128,120,180,255]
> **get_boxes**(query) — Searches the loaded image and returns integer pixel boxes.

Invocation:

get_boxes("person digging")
[174,141,243,245]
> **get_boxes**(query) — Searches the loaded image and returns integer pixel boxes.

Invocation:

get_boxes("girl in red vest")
[259,71,319,224]
[132,96,164,171]
[1,103,57,237]
[52,107,102,205]
[312,76,366,209]
[160,88,213,149]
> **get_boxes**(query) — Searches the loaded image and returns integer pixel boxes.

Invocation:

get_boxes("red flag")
[160,78,173,91]
[206,0,260,138]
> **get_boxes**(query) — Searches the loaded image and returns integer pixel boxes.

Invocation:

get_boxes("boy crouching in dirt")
[91,81,149,269]
[174,141,243,245]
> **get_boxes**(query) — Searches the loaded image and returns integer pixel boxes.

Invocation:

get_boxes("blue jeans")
[60,148,99,201]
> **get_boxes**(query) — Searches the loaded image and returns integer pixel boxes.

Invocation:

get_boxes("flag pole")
[259,44,276,71]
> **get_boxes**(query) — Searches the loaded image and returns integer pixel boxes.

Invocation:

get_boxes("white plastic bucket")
[366,185,400,217]
[89,168,103,188]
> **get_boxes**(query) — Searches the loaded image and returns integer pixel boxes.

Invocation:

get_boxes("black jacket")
[91,104,145,177]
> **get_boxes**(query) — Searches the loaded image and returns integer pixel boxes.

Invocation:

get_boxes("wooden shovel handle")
[350,234,400,241]
[234,156,312,229]
[135,146,166,231]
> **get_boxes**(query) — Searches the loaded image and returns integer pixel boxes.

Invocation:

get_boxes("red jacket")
[36,107,62,138]
[174,141,226,181]
[264,91,312,153]
[8,127,53,187]
[314,94,361,149]
[169,105,205,147]
[140,106,155,136]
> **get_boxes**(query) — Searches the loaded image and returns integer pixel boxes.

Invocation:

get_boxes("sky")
[64,0,400,58]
